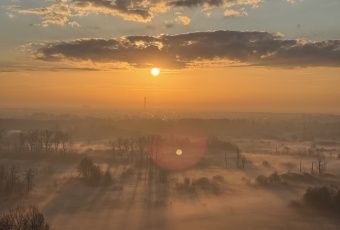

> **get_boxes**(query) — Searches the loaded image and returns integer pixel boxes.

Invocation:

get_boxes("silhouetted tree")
[303,186,333,210]
[236,147,242,168]
[41,130,53,154]
[0,129,4,153]
[18,132,28,154]
[315,153,327,175]
[224,152,228,169]
[0,205,51,230]
[130,138,136,162]
[123,138,131,161]
[24,169,34,194]
[52,130,63,153]
[241,154,247,169]
[0,165,5,193]
[103,170,112,186]
[60,132,72,153]
[27,130,42,154]
[268,171,281,184]
[9,165,18,194]
[108,139,118,161]
[117,137,124,161]
[78,156,94,179]
[88,164,102,185]
[281,162,296,172]
[137,136,147,163]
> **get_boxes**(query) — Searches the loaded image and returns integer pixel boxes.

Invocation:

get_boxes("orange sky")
[1,1,339,114]
[1,67,339,113]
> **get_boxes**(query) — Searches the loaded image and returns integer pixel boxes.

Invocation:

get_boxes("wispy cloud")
[6,0,266,25]
[224,9,247,17]
[286,0,303,4]
[9,3,72,27]
[33,30,340,69]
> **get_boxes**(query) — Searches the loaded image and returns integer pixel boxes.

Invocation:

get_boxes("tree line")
[108,135,163,164]
[0,164,35,197]
[0,129,72,155]
[0,205,51,230]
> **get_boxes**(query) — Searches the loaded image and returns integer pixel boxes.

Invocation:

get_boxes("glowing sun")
[176,149,183,156]
[151,67,160,76]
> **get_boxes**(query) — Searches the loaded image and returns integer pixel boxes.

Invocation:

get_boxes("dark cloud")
[168,0,225,7]
[9,0,263,24]
[168,0,261,8]
[72,0,153,22]
[34,30,340,69]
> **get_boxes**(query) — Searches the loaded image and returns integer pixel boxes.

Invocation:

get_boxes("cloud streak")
[34,30,340,69]
[224,9,247,17]
[9,3,72,27]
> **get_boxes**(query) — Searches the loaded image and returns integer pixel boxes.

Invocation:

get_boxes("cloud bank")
[34,30,340,69]
[7,0,266,26]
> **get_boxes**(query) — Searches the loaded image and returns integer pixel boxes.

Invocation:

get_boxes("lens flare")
[149,125,207,171]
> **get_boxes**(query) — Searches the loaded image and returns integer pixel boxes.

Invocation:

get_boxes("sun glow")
[151,67,160,76]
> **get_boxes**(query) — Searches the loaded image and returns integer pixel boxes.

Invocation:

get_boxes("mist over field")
[1,110,339,230]
[1,0,339,229]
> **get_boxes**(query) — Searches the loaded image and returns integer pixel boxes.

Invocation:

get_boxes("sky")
[0,0,339,113]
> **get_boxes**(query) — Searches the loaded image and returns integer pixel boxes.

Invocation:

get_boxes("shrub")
[292,186,340,215]
[255,171,281,186]
[262,160,271,167]
[302,186,334,210]
[0,205,51,230]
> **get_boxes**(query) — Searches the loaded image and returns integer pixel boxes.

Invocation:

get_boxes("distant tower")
[144,96,146,110]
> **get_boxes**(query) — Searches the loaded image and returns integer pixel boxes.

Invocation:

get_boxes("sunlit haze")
[1,2,340,230]
[0,0,339,113]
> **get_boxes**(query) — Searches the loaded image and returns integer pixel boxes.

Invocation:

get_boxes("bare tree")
[224,152,228,169]
[130,138,136,162]
[117,137,124,161]
[123,138,131,161]
[0,205,51,230]
[24,169,34,194]
[60,132,72,153]
[241,154,247,169]
[315,153,327,175]
[0,129,4,154]
[108,139,118,161]
[27,130,41,154]
[0,165,5,193]
[236,146,242,168]
[52,130,63,153]
[9,165,18,194]
[41,130,53,154]
[150,135,161,161]
[18,132,28,154]
[137,136,147,163]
